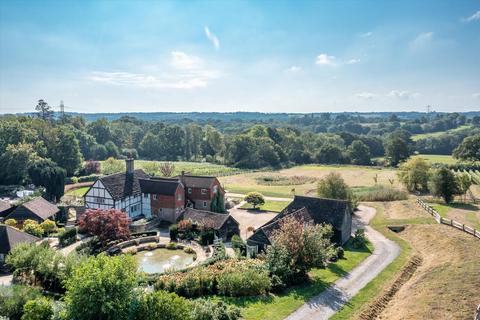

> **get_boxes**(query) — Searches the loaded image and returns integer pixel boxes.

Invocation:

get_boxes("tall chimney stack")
[126,158,134,175]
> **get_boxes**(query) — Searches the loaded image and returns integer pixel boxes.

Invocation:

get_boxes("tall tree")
[429,167,458,204]
[348,140,371,165]
[397,157,430,192]
[453,134,480,162]
[28,158,66,201]
[384,136,409,166]
[35,99,53,122]
[0,143,36,185]
[49,127,83,176]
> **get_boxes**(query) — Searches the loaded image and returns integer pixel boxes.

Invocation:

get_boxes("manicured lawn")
[410,154,457,165]
[411,125,471,141]
[65,186,89,197]
[217,242,373,320]
[239,200,290,213]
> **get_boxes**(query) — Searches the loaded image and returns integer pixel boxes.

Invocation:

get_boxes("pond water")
[134,249,194,274]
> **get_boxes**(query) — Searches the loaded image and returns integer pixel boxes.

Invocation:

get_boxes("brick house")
[178,172,225,210]
[139,177,185,223]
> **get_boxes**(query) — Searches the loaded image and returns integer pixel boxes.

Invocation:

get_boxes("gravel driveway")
[285,205,401,320]
[228,201,278,240]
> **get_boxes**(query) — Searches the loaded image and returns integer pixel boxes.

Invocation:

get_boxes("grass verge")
[217,241,373,320]
[330,203,413,320]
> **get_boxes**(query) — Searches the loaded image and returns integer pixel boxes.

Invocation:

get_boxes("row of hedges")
[155,259,270,297]
[65,174,102,184]
[58,228,77,247]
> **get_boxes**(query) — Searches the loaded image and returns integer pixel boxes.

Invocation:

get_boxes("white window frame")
[201,188,207,195]
[203,201,207,207]
[188,188,192,194]
[153,194,158,200]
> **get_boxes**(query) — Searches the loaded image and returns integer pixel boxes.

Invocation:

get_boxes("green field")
[65,186,89,197]
[410,154,457,165]
[411,125,471,141]
[239,200,290,212]
[220,242,373,320]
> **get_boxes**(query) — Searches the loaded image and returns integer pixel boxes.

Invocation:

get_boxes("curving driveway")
[285,205,400,320]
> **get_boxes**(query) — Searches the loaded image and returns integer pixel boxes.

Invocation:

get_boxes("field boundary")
[416,198,480,240]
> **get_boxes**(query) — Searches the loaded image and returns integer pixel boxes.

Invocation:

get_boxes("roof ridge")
[294,195,350,203]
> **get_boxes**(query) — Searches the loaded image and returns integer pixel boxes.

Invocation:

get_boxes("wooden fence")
[475,304,480,320]
[416,198,480,240]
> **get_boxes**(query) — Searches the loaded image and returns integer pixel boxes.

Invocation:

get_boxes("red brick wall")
[175,185,185,208]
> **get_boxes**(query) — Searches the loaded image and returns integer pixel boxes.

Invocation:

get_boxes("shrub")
[190,299,241,320]
[169,224,178,241]
[244,192,265,209]
[83,160,101,175]
[199,230,215,245]
[231,235,245,256]
[40,219,57,235]
[58,228,77,247]
[21,297,54,320]
[351,229,368,249]
[129,291,191,320]
[166,242,177,250]
[155,259,270,298]
[183,247,195,254]
[5,218,17,227]
[23,221,43,237]
[0,285,42,320]
[70,176,79,184]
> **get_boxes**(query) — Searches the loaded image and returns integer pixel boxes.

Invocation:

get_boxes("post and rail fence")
[416,198,480,240]
[475,304,480,320]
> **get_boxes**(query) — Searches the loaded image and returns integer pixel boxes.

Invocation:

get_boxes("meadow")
[411,125,472,141]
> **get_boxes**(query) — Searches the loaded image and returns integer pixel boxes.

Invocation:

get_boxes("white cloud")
[286,65,301,72]
[88,51,220,89]
[356,92,375,99]
[315,53,336,66]
[473,93,480,99]
[359,31,373,37]
[387,90,420,100]
[409,32,434,51]
[204,26,220,50]
[462,10,480,22]
[346,58,360,64]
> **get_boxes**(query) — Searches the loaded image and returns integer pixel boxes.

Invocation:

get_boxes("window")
[201,189,207,195]
[144,193,148,198]
[153,194,158,200]
[213,185,218,194]
[177,194,182,201]
[94,197,105,204]
[188,188,192,194]
[203,201,207,208]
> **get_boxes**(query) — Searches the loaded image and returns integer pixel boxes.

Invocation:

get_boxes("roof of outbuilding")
[181,208,238,230]
[139,178,182,196]
[0,200,11,213]
[7,197,59,221]
[99,169,150,201]
[281,195,351,230]
[0,224,39,254]
[248,207,312,246]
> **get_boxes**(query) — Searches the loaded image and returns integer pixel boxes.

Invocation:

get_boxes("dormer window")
[201,189,207,195]
[153,194,158,200]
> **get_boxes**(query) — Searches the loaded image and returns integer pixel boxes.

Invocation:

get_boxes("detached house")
[6,197,59,224]
[84,159,226,222]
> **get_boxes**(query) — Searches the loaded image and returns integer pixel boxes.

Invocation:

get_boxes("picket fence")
[416,198,480,240]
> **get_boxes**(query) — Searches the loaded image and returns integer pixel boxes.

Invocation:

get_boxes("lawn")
[410,154,457,165]
[65,186,89,197]
[239,200,290,213]
[411,125,471,141]
[220,164,398,198]
[218,241,373,320]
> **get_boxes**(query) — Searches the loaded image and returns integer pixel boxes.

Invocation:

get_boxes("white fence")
[416,198,480,240]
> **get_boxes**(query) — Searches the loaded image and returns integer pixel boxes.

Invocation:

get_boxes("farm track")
[285,205,400,320]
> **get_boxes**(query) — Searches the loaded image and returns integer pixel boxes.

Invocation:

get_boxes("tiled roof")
[248,207,312,246]
[179,175,216,189]
[0,224,39,254]
[99,169,149,201]
[7,197,59,221]
[181,208,238,230]
[281,195,351,230]
[139,178,181,196]
[0,200,11,213]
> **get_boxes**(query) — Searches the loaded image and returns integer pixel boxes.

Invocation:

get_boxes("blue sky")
[0,1,479,114]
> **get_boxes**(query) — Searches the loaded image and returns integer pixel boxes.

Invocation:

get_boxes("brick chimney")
[126,158,134,175]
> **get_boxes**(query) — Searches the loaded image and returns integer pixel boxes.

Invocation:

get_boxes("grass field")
[410,154,457,165]
[239,200,290,212]
[219,241,373,320]
[411,125,471,141]
[429,202,480,229]
[220,165,398,198]
[65,186,89,197]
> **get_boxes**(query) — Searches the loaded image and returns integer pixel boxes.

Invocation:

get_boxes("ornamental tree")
[244,192,265,209]
[78,209,130,243]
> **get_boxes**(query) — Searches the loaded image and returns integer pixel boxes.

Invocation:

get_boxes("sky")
[0,0,479,114]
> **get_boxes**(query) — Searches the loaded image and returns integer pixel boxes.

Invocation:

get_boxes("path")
[58,236,92,256]
[286,205,401,320]
[228,200,278,240]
